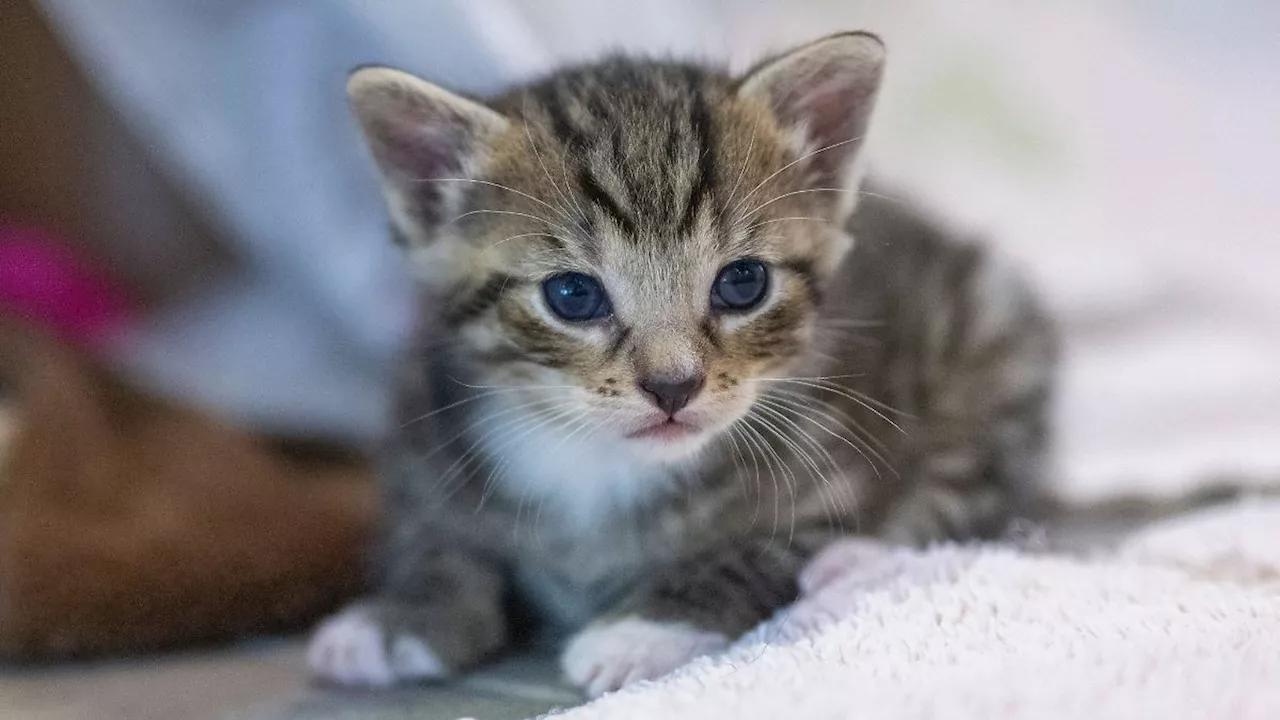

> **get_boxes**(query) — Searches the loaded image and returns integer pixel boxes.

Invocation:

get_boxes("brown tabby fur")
[320,32,1057,693]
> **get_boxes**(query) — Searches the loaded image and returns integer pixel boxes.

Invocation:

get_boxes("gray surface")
[1,640,580,720]
[232,649,579,720]
[233,686,562,720]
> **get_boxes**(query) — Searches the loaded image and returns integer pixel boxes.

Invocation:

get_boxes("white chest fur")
[472,398,679,534]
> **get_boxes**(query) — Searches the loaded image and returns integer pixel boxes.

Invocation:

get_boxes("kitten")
[308,32,1056,697]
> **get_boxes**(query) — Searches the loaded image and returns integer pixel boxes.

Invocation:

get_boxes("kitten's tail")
[1023,477,1279,551]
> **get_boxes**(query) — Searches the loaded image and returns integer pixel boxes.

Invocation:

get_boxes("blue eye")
[711,259,769,312]
[542,272,612,321]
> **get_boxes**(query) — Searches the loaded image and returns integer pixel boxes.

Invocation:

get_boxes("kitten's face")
[351,34,885,464]
[445,106,836,462]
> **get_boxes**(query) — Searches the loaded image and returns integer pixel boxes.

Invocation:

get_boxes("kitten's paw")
[561,617,728,698]
[307,607,446,687]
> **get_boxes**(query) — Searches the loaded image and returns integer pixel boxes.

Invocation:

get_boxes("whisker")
[446,208,580,241]
[556,141,593,231]
[413,395,566,466]
[753,401,849,530]
[730,135,865,218]
[721,426,755,526]
[719,118,758,223]
[853,188,917,210]
[760,378,912,432]
[738,186,845,224]
[756,399,845,473]
[521,93,593,240]
[762,394,865,517]
[479,401,581,487]
[438,405,580,507]
[431,400,576,498]
[494,405,598,519]
[764,388,896,476]
[486,231,565,251]
[755,402,830,481]
[741,216,829,233]
[753,373,867,383]
[806,379,916,422]
[416,177,582,236]
[743,411,799,548]
[446,376,578,391]
[525,411,620,543]
[495,402,629,522]
[737,417,782,544]
[399,386,531,428]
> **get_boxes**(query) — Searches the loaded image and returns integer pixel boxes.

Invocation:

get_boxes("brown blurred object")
[0,319,378,659]
[0,0,233,307]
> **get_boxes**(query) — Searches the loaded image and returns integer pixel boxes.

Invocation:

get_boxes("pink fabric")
[0,227,135,350]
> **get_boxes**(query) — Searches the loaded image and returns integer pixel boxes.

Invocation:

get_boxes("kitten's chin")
[626,435,709,464]
[619,399,754,464]
[625,419,700,442]
[621,420,717,464]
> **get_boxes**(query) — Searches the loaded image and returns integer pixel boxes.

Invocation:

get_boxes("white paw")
[561,617,729,698]
[799,538,901,596]
[307,608,446,687]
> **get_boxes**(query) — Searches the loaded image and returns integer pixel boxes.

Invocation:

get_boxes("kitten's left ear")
[347,67,509,245]
[736,32,885,192]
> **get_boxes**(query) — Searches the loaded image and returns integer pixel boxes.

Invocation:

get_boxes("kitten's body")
[310,34,1056,696]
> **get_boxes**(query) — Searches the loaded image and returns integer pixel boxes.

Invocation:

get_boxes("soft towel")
[543,499,1280,719]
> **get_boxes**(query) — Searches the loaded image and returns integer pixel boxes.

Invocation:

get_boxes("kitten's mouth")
[626,418,698,441]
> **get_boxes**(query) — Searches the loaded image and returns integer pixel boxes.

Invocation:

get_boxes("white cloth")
[545,498,1280,720]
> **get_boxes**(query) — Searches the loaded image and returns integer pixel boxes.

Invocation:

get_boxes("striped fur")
[313,33,1057,696]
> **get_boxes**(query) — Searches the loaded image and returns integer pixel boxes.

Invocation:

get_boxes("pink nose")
[637,374,705,415]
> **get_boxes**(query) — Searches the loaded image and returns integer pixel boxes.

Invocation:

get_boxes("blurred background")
[2,0,1278,717]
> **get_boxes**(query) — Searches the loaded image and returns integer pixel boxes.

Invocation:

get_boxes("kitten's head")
[351,33,884,463]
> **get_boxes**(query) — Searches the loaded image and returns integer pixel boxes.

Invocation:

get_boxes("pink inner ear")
[805,76,860,139]
[791,69,875,172]
[383,120,462,179]
[0,227,136,350]
[373,117,470,225]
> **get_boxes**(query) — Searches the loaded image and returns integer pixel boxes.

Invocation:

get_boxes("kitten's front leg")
[561,538,813,698]
[880,482,1010,547]
[308,549,506,687]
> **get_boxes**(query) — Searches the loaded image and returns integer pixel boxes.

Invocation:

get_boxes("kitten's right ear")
[736,32,885,193]
[347,67,509,243]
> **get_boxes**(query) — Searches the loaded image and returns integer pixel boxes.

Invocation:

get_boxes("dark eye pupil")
[543,272,610,321]
[712,260,769,311]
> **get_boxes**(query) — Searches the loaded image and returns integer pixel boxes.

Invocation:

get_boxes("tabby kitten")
[308,32,1056,698]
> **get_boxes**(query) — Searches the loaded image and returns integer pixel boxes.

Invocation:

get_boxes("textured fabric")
[547,498,1280,719]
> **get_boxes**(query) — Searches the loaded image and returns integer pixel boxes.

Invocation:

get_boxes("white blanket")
[543,499,1280,719]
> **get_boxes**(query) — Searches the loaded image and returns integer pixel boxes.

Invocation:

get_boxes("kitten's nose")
[638,373,705,416]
